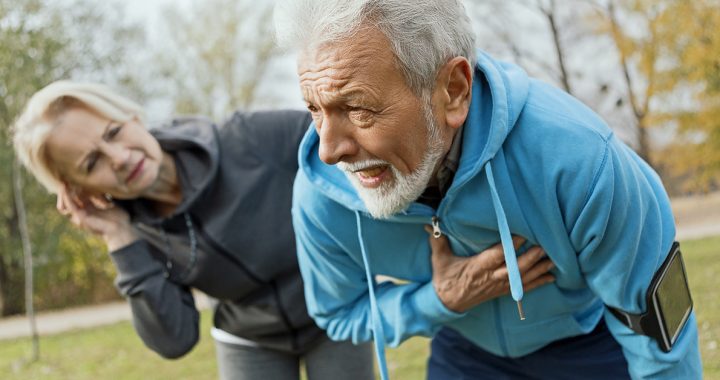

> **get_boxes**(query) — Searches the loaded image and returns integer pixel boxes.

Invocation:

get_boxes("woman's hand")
[426,226,555,313]
[57,185,138,251]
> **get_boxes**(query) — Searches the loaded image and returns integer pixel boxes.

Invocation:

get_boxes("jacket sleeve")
[110,239,199,359]
[567,136,702,379]
[291,174,464,347]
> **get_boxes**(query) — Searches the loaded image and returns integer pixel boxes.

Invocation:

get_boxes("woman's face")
[44,106,164,199]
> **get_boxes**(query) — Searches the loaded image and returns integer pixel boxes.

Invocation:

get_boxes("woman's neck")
[143,152,182,216]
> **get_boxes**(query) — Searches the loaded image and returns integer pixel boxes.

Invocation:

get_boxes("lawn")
[1,236,718,379]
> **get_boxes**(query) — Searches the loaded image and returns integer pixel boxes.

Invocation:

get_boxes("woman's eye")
[108,124,123,139]
[86,153,98,173]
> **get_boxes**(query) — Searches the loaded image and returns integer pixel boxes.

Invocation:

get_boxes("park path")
[1,193,718,341]
[0,292,210,341]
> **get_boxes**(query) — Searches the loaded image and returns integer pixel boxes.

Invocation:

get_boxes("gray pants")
[214,335,375,380]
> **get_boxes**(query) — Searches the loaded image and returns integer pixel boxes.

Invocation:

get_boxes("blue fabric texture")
[428,322,630,380]
[291,50,702,379]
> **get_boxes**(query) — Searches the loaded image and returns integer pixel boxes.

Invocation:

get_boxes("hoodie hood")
[120,116,219,224]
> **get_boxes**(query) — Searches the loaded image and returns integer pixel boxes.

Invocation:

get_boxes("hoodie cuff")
[414,282,466,323]
[110,239,164,276]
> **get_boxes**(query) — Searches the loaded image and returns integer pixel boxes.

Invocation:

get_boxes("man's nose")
[103,142,130,170]
[317,113,358,165]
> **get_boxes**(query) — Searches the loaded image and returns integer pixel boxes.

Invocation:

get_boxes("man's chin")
[355,187,412,219]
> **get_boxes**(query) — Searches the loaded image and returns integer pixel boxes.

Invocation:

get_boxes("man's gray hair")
[274,0,476,98]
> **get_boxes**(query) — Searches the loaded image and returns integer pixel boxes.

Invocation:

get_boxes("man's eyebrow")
[75,120,113,171]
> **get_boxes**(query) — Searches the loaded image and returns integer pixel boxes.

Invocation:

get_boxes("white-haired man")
[275,1,702,379]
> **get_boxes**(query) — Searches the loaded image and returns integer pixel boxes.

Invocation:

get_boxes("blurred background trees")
[0,0,718,317]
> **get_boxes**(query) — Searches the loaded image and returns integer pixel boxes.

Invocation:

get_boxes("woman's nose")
[103,142,130,170]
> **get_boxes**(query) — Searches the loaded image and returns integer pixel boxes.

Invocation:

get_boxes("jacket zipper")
[434,214,509,356]
[431,216,442,238]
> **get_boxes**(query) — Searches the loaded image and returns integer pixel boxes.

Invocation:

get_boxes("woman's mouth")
[126,157,145,184]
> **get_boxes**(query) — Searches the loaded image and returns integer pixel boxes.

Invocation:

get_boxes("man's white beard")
[338,105,445,219]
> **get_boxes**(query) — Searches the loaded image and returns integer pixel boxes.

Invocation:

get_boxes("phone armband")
[608,242,693,353]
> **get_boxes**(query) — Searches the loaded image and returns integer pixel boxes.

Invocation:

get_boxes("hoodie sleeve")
[291,174,464,347]
[110,239,200,359]
[567,135,702,379]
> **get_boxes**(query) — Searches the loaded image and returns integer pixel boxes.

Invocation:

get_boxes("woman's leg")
[303,336,375,380]
[214,339,300,380]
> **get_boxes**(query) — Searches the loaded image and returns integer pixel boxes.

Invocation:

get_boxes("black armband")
[608,242,693,353]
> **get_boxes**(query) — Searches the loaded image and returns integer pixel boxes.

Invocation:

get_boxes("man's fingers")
[522,274,555,292]
[512,235,526,250]
[522,258,555,283]
[517,246,546,272]
[474,241,506,269]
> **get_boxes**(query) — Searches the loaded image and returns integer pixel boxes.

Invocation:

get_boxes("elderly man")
[275,1,702,379]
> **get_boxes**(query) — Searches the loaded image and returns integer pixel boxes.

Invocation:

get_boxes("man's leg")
[427,321,630,380]
[303,335,375,380]
[214,339,299,380]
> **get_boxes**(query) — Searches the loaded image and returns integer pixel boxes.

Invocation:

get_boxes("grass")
[1,236,718,379]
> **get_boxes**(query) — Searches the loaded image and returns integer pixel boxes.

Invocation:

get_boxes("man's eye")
[348,107,373,123]
[306,104,319,113]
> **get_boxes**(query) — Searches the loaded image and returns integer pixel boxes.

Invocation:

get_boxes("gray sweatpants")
[214,335,375,380]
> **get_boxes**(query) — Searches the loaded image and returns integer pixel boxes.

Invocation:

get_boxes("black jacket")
[110,110,322,358]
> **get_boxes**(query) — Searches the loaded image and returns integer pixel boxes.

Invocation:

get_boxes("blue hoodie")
[291,51,702,379]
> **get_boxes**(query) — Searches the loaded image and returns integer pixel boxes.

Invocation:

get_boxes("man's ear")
[435,56,472,130]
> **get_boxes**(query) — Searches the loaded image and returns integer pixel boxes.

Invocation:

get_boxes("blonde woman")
[13,81,375,380]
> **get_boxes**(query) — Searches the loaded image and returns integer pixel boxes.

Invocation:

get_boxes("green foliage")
[0,310,218,379]
[0,0,146,316]
[654,0,720,192]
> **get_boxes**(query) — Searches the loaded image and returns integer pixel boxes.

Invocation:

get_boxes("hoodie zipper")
[433,214,511,356]
[431,216,442,238]
[493,299,509,356]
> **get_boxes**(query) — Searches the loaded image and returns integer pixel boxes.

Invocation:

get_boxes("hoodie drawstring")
[485,163,525,319]
[355,211,390,380]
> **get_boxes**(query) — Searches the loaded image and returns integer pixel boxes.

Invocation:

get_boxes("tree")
[653,0,720,192]
[158,0,283,120]
[592,0,675,168]
[464,0,637,143]
[13,158,38,361]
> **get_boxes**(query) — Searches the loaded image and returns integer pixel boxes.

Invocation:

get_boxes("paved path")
[0,292,210,341]
[1,194,718,342]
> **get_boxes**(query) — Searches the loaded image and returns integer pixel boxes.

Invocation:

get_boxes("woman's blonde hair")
[12,81,144,193]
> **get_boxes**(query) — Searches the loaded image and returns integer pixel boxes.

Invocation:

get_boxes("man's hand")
[426,226,555,313]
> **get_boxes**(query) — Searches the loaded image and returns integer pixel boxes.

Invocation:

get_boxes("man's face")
[297,27,451,218]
